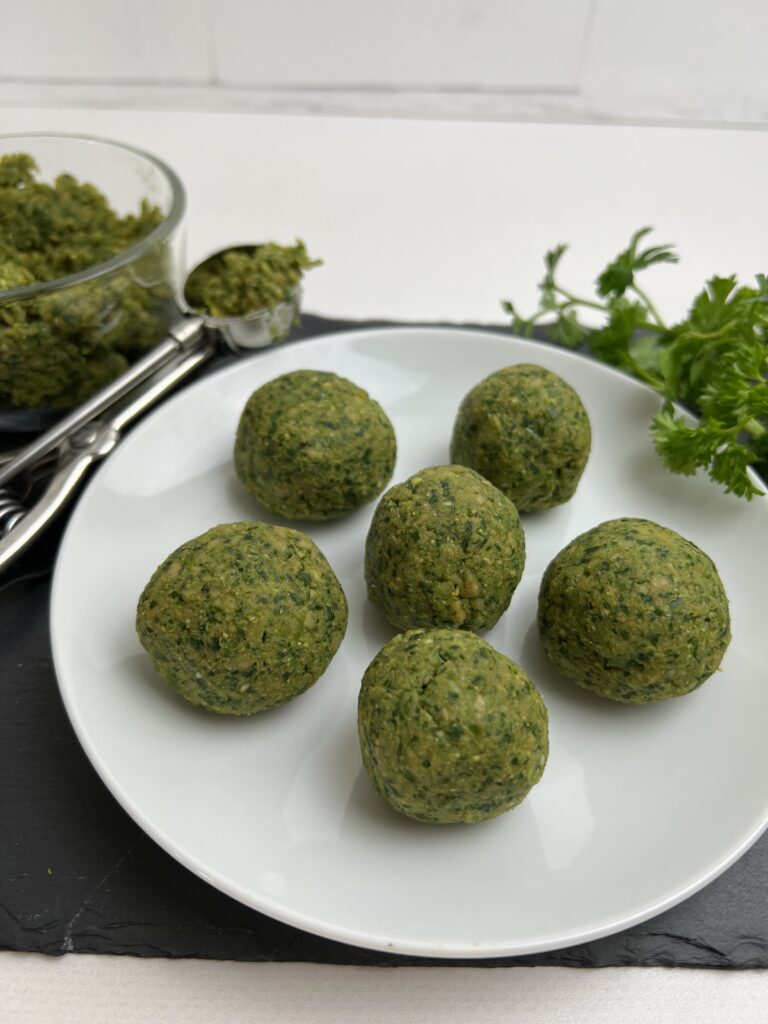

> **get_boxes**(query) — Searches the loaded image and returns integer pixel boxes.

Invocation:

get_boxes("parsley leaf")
[502,228,768,500]
[596,227,678,300]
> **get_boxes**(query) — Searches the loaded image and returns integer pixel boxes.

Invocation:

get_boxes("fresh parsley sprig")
[502,228,768,500]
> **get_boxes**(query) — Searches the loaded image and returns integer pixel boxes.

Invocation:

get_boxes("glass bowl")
[0,133,186,432]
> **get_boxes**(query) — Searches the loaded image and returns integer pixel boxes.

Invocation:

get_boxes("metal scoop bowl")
[181,244,301,352]
[0,245,302,574]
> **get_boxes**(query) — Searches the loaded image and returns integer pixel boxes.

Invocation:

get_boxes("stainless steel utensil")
[0,246,301,574]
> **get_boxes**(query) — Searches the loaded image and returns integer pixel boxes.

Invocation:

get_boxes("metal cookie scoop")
[0,245,301,574]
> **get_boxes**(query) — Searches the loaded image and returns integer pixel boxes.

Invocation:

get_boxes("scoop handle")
[0,342,213,576]
[0,315,205,490]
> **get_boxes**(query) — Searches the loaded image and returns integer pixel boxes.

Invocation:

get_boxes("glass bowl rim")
[0,132,186,304]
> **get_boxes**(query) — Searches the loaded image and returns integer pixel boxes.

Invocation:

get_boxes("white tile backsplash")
[213,0,592,90]
[584,0,768,101]
[1,0,768,127]
[1,0,210,81]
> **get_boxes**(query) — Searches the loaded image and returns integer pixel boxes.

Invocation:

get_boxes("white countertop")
[2,107,767,1022]
[3,954,768,1024]
[1,107,766,327]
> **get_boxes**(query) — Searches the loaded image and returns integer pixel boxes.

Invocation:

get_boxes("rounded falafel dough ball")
[234,369,396,520]
[136,521,348,714]
[358,628,549,824]
[450,363,591,512]
[537,518,731,704]
[364,465,525,632]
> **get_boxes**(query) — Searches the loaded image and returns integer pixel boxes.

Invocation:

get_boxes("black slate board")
[2,314,767,968]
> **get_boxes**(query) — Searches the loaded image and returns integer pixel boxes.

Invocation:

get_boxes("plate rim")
[50,324,768,958]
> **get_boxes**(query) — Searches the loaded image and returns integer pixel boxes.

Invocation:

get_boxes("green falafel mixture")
[184,240,320,318]
[136,520,348,714]
[537,518,731,703]
[234,369,396,520]
[450,364,591,512]
[365,465,525,632]
[0,152,170,410]
[358,628,549,824]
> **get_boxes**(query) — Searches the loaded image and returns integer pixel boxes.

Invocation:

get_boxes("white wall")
[1,0,766,127]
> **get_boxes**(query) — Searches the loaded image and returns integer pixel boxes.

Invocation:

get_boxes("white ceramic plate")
[51,327,768,958]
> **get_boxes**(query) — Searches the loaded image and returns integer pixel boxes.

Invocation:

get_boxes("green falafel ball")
[358,628,549,824]
[450,364,591,512]
[365,465,525,632]
[234,369,396,520]
[537,518,731,703]
[136,521,348,714]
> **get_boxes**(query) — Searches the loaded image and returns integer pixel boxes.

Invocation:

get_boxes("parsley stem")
[553,285,606,313]
[743,418,766,439]
[631,283,668,331]
[626,362,663,390]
